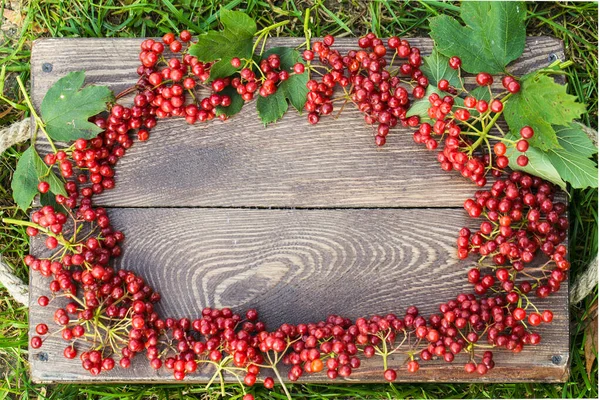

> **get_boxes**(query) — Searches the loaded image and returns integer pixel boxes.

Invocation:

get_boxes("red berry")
[528,313,542,326]
[449,56,462,70]
[542,310,554,323]
[517,155,529,167]
[230,57,241,68]
[490,99,503,113]
[507,81,521,93]
[264,376,274,389]
[31,336,42,349]
[494,142,506,156]
[516,140,529,152]
[476,73,493,86]
[520,126,534,139]
[46,236,58,249]
[513,307,526,321]
[38,181,50,194]
[36,323,48,335]
[407,360,419,373]
[384,368,397,381]
[38,296,49,306]
[162,33,175,44]
[170,40,182,53]
[438,79,449,91]
[476,100,488,113]
[180,30,192,42]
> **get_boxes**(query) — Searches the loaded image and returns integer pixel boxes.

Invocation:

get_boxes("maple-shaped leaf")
[41,71,113,142]
[504,73,587,151]
[429,1,526,74]
[11,147,66,210]
[189,9,256,81]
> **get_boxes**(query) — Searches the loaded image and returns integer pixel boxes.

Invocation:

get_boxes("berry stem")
[2,218,72,248]
[16,76,57,153]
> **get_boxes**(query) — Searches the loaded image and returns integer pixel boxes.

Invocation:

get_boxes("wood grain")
[30,37,565,208]
[29,208,569,383]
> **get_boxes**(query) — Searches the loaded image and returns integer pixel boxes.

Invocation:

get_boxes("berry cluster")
[6,31,568,400]
[135,31,307,127]
[413,56,533,187]
[303,33,423,146]
[458,171,568,339]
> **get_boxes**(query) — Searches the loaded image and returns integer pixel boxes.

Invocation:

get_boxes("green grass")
[0,1,597,398]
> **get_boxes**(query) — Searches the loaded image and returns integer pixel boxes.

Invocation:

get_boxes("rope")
[0,255,28,305]
[0,118,30,154]
[570,256,598,304]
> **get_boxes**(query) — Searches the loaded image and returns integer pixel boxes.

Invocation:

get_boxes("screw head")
[551,354,562,365]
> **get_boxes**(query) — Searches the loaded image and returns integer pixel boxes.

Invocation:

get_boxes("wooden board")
[28,37,570,384]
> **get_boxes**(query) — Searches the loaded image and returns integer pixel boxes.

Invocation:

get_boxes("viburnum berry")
[384,368,397,381]
[475,72,493,86]
[517,155,529,166]
[179,30,192,42]
[230,57,241,68]
[490,99,503,113]
[520,126,535,139]
[407,360,420,373]
[38,181,50,193]
[448,56,462,69]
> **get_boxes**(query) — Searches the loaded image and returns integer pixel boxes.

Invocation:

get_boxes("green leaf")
[189,9,256,81]
[279,72,309,113]
[219,8,257,39]
[554,123,598,158]
[504,73,587,151]
[429,1,526,74]
[215,85,244,117]
[256,90,287,125]
[505,132,566,191]
[469,86,492,102]
[547,149,598,189]
[41,71,113,142]
[421,48,461,88]
[11,147,66,211]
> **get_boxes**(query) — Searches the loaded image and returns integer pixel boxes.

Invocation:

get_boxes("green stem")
[271,363,292,400]
[252,20,291,56]
[469,108,504,152]
[303,8,312,51]
[2,217,72,248]
[16,76,57,153]
[254,20,290,37]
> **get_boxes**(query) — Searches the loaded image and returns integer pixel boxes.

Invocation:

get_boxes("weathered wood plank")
[29,208,569,383]
[30,37,564,208]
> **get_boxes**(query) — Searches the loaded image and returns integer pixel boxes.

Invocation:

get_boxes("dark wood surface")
[28,37,569,383]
